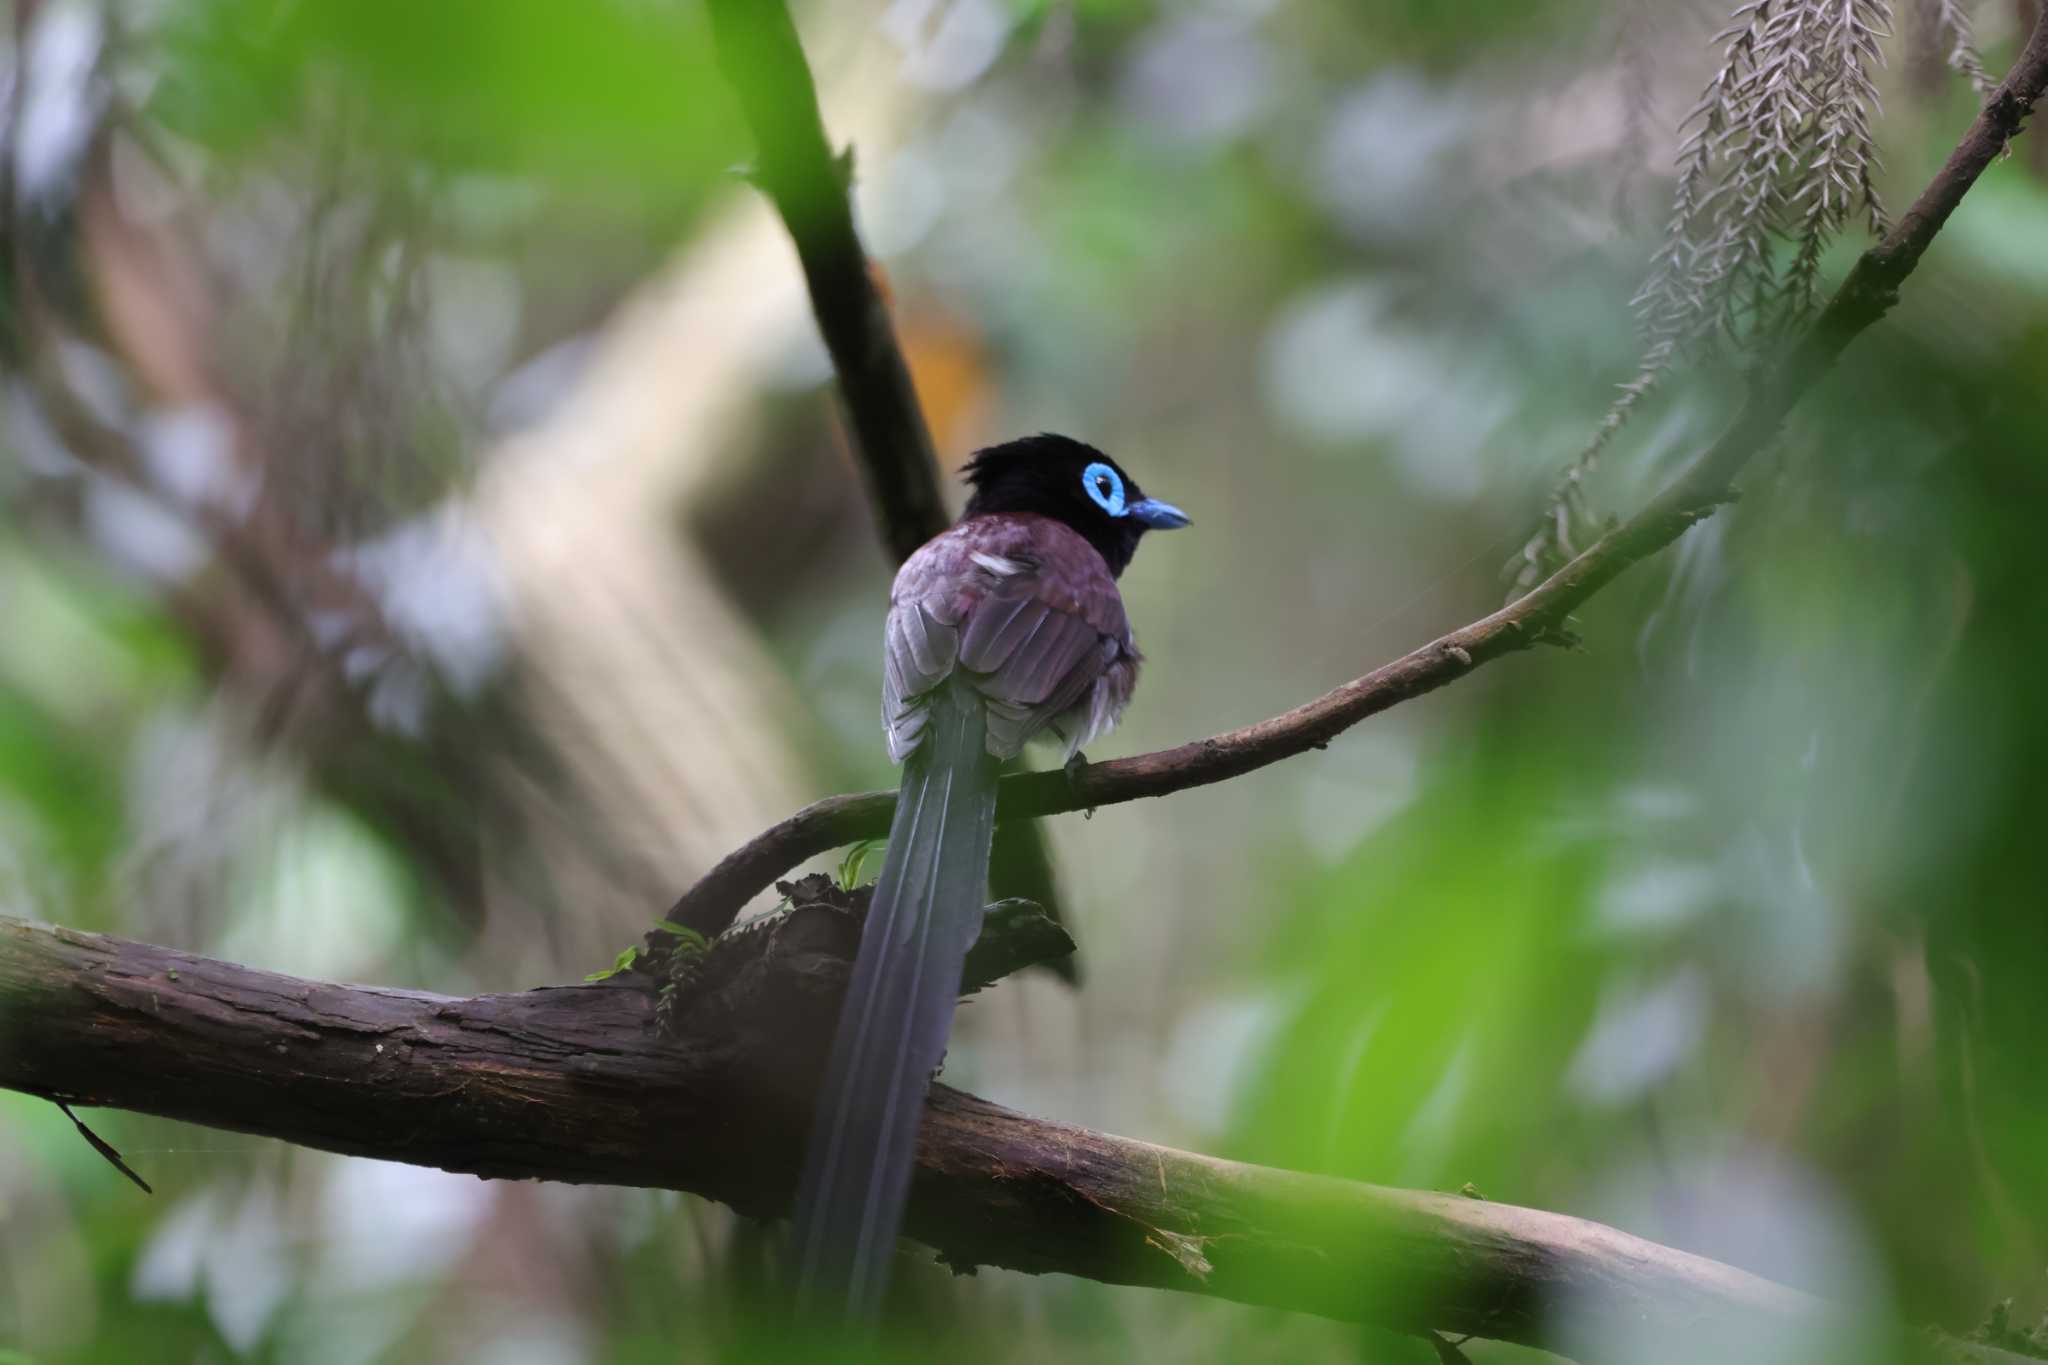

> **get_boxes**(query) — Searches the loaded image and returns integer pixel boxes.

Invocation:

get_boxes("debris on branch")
[641,873,1073,1034]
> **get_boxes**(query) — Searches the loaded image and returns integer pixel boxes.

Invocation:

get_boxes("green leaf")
[649,921,709,957]
[838,838,887,890]
[584,945,642,982]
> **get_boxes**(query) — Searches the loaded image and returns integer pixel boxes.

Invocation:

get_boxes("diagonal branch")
[3,913,2026,1364]
[704,0,950,563]
[668,10,2048,939]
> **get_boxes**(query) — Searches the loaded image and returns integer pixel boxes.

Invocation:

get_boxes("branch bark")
[669,11,2048,939]
[704,0,950,563]
[5,913,2018,1364]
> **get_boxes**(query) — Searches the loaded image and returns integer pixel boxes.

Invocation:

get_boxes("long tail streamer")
[791,674,999,1319]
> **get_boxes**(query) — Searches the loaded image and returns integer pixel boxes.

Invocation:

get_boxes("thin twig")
[54,1098,154,1194]
[669,11,2048,939]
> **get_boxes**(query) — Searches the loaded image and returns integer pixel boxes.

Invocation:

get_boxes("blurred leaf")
[0,543,196,898]
[151,0,742,192]
[1239,748,1607,1194]
[586,944,644,982]
[1298,0,1601,65]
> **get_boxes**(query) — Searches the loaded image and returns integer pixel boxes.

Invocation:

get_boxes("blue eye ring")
[1081,461,1126,517]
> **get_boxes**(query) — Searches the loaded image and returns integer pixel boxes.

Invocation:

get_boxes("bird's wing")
[884,516,1133,762]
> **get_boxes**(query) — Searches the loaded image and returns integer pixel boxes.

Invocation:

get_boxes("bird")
[790,433,1189,1318]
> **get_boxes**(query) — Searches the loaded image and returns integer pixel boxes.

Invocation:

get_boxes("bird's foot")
[1065,751,1100,818]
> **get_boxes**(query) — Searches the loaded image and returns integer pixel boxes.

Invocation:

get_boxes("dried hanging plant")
[1511,0,1911,597]
[1922,0,1998,97]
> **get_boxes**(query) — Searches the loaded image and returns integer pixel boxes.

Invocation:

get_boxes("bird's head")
[960,433,1189,577]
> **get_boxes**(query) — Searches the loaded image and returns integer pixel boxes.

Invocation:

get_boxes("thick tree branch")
[669,13,2048,939]
[4,913,2019,1363]
[704,0,950,563]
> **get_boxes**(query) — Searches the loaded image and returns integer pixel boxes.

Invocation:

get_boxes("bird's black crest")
[961,433,1160,576]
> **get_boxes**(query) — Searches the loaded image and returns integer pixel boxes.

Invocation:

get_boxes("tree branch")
[668,11,2048,939]
[5,913,2021,1363]
[704,0,950,563]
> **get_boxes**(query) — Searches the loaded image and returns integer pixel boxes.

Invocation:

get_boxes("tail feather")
[792,674,999,1317]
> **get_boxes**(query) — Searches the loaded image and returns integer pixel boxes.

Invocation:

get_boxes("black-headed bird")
[791,433,1189,1317]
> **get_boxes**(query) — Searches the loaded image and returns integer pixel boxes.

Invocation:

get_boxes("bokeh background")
[3,0,2047,1361]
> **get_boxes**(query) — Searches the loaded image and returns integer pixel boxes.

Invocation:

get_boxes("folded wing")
[883,518,1135,762]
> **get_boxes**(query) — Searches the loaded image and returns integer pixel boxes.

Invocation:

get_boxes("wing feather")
[884,517,1137,762]
[956,591,1037,669]
[902,602,950,681]
[998,610,1090,703]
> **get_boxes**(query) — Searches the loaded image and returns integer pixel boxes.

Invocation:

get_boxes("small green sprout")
[651,921,709,960]
[838,838,887,890]
[584,946,644,982]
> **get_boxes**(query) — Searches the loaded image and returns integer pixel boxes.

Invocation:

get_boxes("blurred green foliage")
[4,0,2048,1362]
[153,0,740,192]
[0,541,197,920]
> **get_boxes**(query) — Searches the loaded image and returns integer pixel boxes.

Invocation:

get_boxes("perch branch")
[704,0,950,563]
[668,10,2048,938]
[5,914,2023,1364]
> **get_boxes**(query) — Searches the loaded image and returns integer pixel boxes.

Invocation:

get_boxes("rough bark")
[0,913,1858,1360]
[4,912,2029,1363]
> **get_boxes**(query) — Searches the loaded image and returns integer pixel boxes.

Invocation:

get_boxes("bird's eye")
[1081,461,1126,517]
